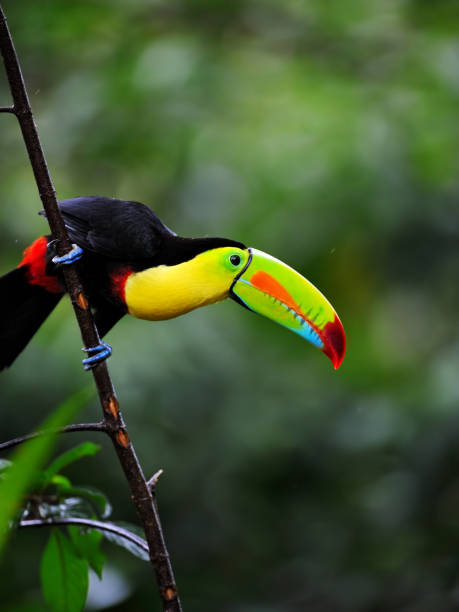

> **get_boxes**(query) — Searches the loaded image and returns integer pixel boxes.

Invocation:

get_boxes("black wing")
[40,196,175,262]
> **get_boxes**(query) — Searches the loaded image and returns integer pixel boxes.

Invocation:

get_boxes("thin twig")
[147,469,164,491]
[19,518,149,554]
[147,469,164,514]
[0,104,14,112]
[0,422,107,452]
[0,6,181,610]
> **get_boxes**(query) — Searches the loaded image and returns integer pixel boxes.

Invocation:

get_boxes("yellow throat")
[124,247,247,321]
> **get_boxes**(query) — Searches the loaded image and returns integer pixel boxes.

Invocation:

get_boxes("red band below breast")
[18,236,62,294]
[110,267,132,305]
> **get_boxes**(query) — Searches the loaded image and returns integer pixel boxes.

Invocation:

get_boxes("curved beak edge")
[230,248,346,369]
[321,315,346,370]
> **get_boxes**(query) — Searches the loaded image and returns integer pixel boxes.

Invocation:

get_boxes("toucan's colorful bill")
[230,248,346,369]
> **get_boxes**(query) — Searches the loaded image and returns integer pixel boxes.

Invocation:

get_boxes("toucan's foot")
[82,342,112,370]
[52,244,83,266]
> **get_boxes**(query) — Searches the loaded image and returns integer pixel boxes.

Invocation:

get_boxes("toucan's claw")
[82,342,112,370]
[52,244,83,266]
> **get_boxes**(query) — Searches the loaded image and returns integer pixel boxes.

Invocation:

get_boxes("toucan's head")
[125,240,346,369]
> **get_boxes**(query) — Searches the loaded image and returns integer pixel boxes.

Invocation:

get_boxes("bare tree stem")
[20,518,149,555]
[0,423,107,452]
[0,6,181,610]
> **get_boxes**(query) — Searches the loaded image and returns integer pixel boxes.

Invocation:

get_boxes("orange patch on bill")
[250,270,306,320]
[249,269,328,346]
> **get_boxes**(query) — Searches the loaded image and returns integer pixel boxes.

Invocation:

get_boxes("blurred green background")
[1,0,459,610]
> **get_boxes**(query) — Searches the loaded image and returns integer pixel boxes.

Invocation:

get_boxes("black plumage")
[0,196,245,370]
[0,267,62,369]
[50,197,245,334]
[42,196,244,268]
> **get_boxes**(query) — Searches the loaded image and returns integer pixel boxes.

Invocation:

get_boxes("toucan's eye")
[230,254,241,266]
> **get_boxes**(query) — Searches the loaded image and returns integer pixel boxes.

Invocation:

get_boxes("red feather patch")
[18,236,62,294]
[110,268,132,305]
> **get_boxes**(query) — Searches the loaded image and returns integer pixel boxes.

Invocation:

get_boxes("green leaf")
[67,526,106,579]
[0,388,92,555]
[26,488,112,523]
[0,459,12,472]
[50,474,72,489]
[43,496,99,521]
[41,529,89,612]
[41,442,101,487]
[57,486,112,520]
[98,521,149,562]
[0,459,12,480]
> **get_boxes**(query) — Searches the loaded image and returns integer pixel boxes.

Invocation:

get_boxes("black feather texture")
[0,196,246,369]
[0,267,62,370]
[39,196,245,268]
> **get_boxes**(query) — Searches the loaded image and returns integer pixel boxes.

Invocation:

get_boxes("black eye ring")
[230,254,241,266]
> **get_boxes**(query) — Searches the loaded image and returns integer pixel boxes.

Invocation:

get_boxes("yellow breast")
[124,248,239,321]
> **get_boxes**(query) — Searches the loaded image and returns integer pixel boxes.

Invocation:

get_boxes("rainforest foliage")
[1,1,459,610]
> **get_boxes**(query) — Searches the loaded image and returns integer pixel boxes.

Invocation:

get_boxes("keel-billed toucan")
[0,196,346,371]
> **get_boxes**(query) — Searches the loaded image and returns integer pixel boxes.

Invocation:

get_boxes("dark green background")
[1,1,459,610]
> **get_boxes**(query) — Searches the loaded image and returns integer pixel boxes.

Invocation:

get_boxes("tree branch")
[0,104,14,112]
[19,518,150,555]
[0,6,181,610]
[0,422,107,452]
